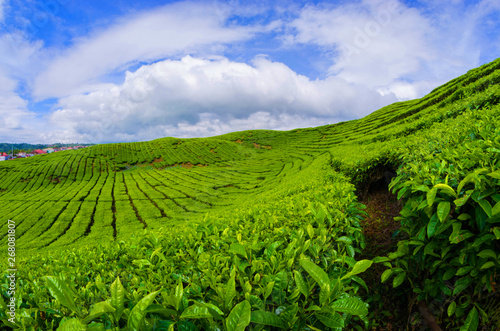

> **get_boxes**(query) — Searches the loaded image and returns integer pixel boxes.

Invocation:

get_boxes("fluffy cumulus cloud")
[286,0,499,99]
[0,31,45,142]
[50,56,396,143]
[0,74,27,129]
[0,71,39,142]
[33,1,264,100]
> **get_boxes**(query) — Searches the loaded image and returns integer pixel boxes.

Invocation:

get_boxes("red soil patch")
[210,149,215,153]
[253,142,260,148]
[261,145,272,149]
[153,157,164,163]
[235,139,243,144]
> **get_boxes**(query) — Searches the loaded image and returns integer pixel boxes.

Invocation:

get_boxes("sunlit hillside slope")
[0,58,498,330]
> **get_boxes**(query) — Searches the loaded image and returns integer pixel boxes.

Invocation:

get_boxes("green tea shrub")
[378,105,500,329]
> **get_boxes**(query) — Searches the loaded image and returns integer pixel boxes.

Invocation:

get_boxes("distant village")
[0,145,89,161]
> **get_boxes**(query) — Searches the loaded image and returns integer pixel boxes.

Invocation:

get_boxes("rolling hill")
[1,58,499,330]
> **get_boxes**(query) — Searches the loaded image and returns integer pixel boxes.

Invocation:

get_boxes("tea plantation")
[0,58,499,330]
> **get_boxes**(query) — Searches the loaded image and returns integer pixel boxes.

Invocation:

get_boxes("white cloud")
[0,30,48,143]
[287,0,434,97]
[49,56,396,143]
[0,70,41,143]
[0,73,27,129]
[286,0,499,99]
[33,1,268,100]
[0,32,44,78]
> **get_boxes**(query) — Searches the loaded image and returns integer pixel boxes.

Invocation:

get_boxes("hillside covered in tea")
[1,58,499,330]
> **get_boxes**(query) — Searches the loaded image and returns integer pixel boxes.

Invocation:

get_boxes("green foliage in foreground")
[377,104,500,329]
[2,165,374,330]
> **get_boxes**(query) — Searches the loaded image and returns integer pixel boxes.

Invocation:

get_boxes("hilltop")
[0,58,499,330]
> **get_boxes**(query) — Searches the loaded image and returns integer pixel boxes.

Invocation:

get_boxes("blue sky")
[0,0,499,143]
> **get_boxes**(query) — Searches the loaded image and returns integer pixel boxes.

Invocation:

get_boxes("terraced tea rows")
[0,58,499,330]
[1,58,500,254]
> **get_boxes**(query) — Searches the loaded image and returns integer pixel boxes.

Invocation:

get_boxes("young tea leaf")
[448,301,457,317]
[315,308,344,329]
[83,301,116,324]
[492,201,500,217]
[174,279,184,311]
[250,311,287,329]
[427,213,439,238]
[294,271,309,299]
[478,200,492,218]
[427,187,437,207]
[342,259,373,280]
[330,297,368,316]
[226,300,251,331]
[477,249,497,260]
[225,273,237,311]
[437,201,451,222]
[434,184,457,197]
[127,291,160,331]
[381,269,393,283]
[228,243,248,258]
[480,261,495,270]
[300,259,330,288]
[180,305,213,319]
[110,277,125,321]
[392,272,406,288]
[56,318,86,331]
[460,307,479,331]
[44,276,79,315]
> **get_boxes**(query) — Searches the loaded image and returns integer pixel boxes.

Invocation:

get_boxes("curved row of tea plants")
[2,155,375,330]
[0,57,499,330]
